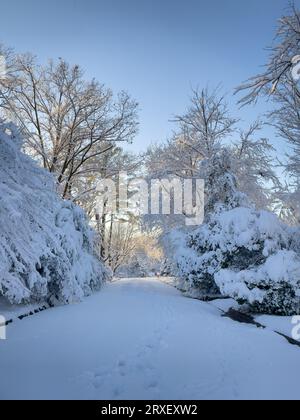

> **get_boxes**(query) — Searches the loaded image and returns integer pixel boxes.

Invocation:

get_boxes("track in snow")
[0,278,299,400]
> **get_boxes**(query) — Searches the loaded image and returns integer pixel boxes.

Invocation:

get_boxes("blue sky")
[1,0,297,153]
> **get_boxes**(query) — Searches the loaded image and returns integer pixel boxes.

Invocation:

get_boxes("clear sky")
[1,0,298,153]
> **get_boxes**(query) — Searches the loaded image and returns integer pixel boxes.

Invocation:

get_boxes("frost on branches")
[202,149,249,217]
[0,123,110,305]
[175,151,300,315]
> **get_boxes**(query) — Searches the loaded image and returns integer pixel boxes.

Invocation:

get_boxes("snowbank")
[0,123,110,305]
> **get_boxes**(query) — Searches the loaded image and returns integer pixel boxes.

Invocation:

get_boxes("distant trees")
[103,216,138,274]
[115,233,163,278]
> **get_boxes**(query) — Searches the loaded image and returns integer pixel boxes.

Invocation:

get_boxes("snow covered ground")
[0,277,300,400]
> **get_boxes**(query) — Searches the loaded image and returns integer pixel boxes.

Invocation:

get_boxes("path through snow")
[0,278,300,400]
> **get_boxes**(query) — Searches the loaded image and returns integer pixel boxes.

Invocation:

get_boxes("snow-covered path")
[1,278,300,400]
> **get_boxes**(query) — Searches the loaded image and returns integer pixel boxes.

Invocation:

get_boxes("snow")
[175,205,300,314]
[1,277,300,400]
[198,207,290,256]
[216,250,300,305]
[0,122,109,305]
[255,315,297,338]
[210,298,240,313]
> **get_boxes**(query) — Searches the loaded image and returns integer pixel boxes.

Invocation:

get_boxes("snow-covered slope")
[0,122,109,305]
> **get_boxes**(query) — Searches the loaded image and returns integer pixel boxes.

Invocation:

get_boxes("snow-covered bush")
[174,149,300,313]
[215,250,300,315]
[177,205,300,314]
[0,122,110,305]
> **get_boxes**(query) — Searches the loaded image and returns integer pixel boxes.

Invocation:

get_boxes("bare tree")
[268,80,300,176]
[234,3,300,221]
[266,78,300,223]
[174,87,237,160]
[146,87,237,180]
[105,217,139,274]
[147,89,278,213]
[90,149,142,262]
[0,54,138,199]
[231,122,279,209]
[236,3,300,105]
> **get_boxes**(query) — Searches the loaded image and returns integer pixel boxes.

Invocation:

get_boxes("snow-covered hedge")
[176,206,300,314]
[0,123,110,305]
[216,250,300,315]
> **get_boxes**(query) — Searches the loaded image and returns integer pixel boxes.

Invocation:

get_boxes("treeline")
[1,4,300,310]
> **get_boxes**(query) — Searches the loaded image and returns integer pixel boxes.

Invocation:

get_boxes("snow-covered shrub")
[215,250,300,315]
[174,147,300,313]
[177,205,300,314]
[0,122,110,305]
